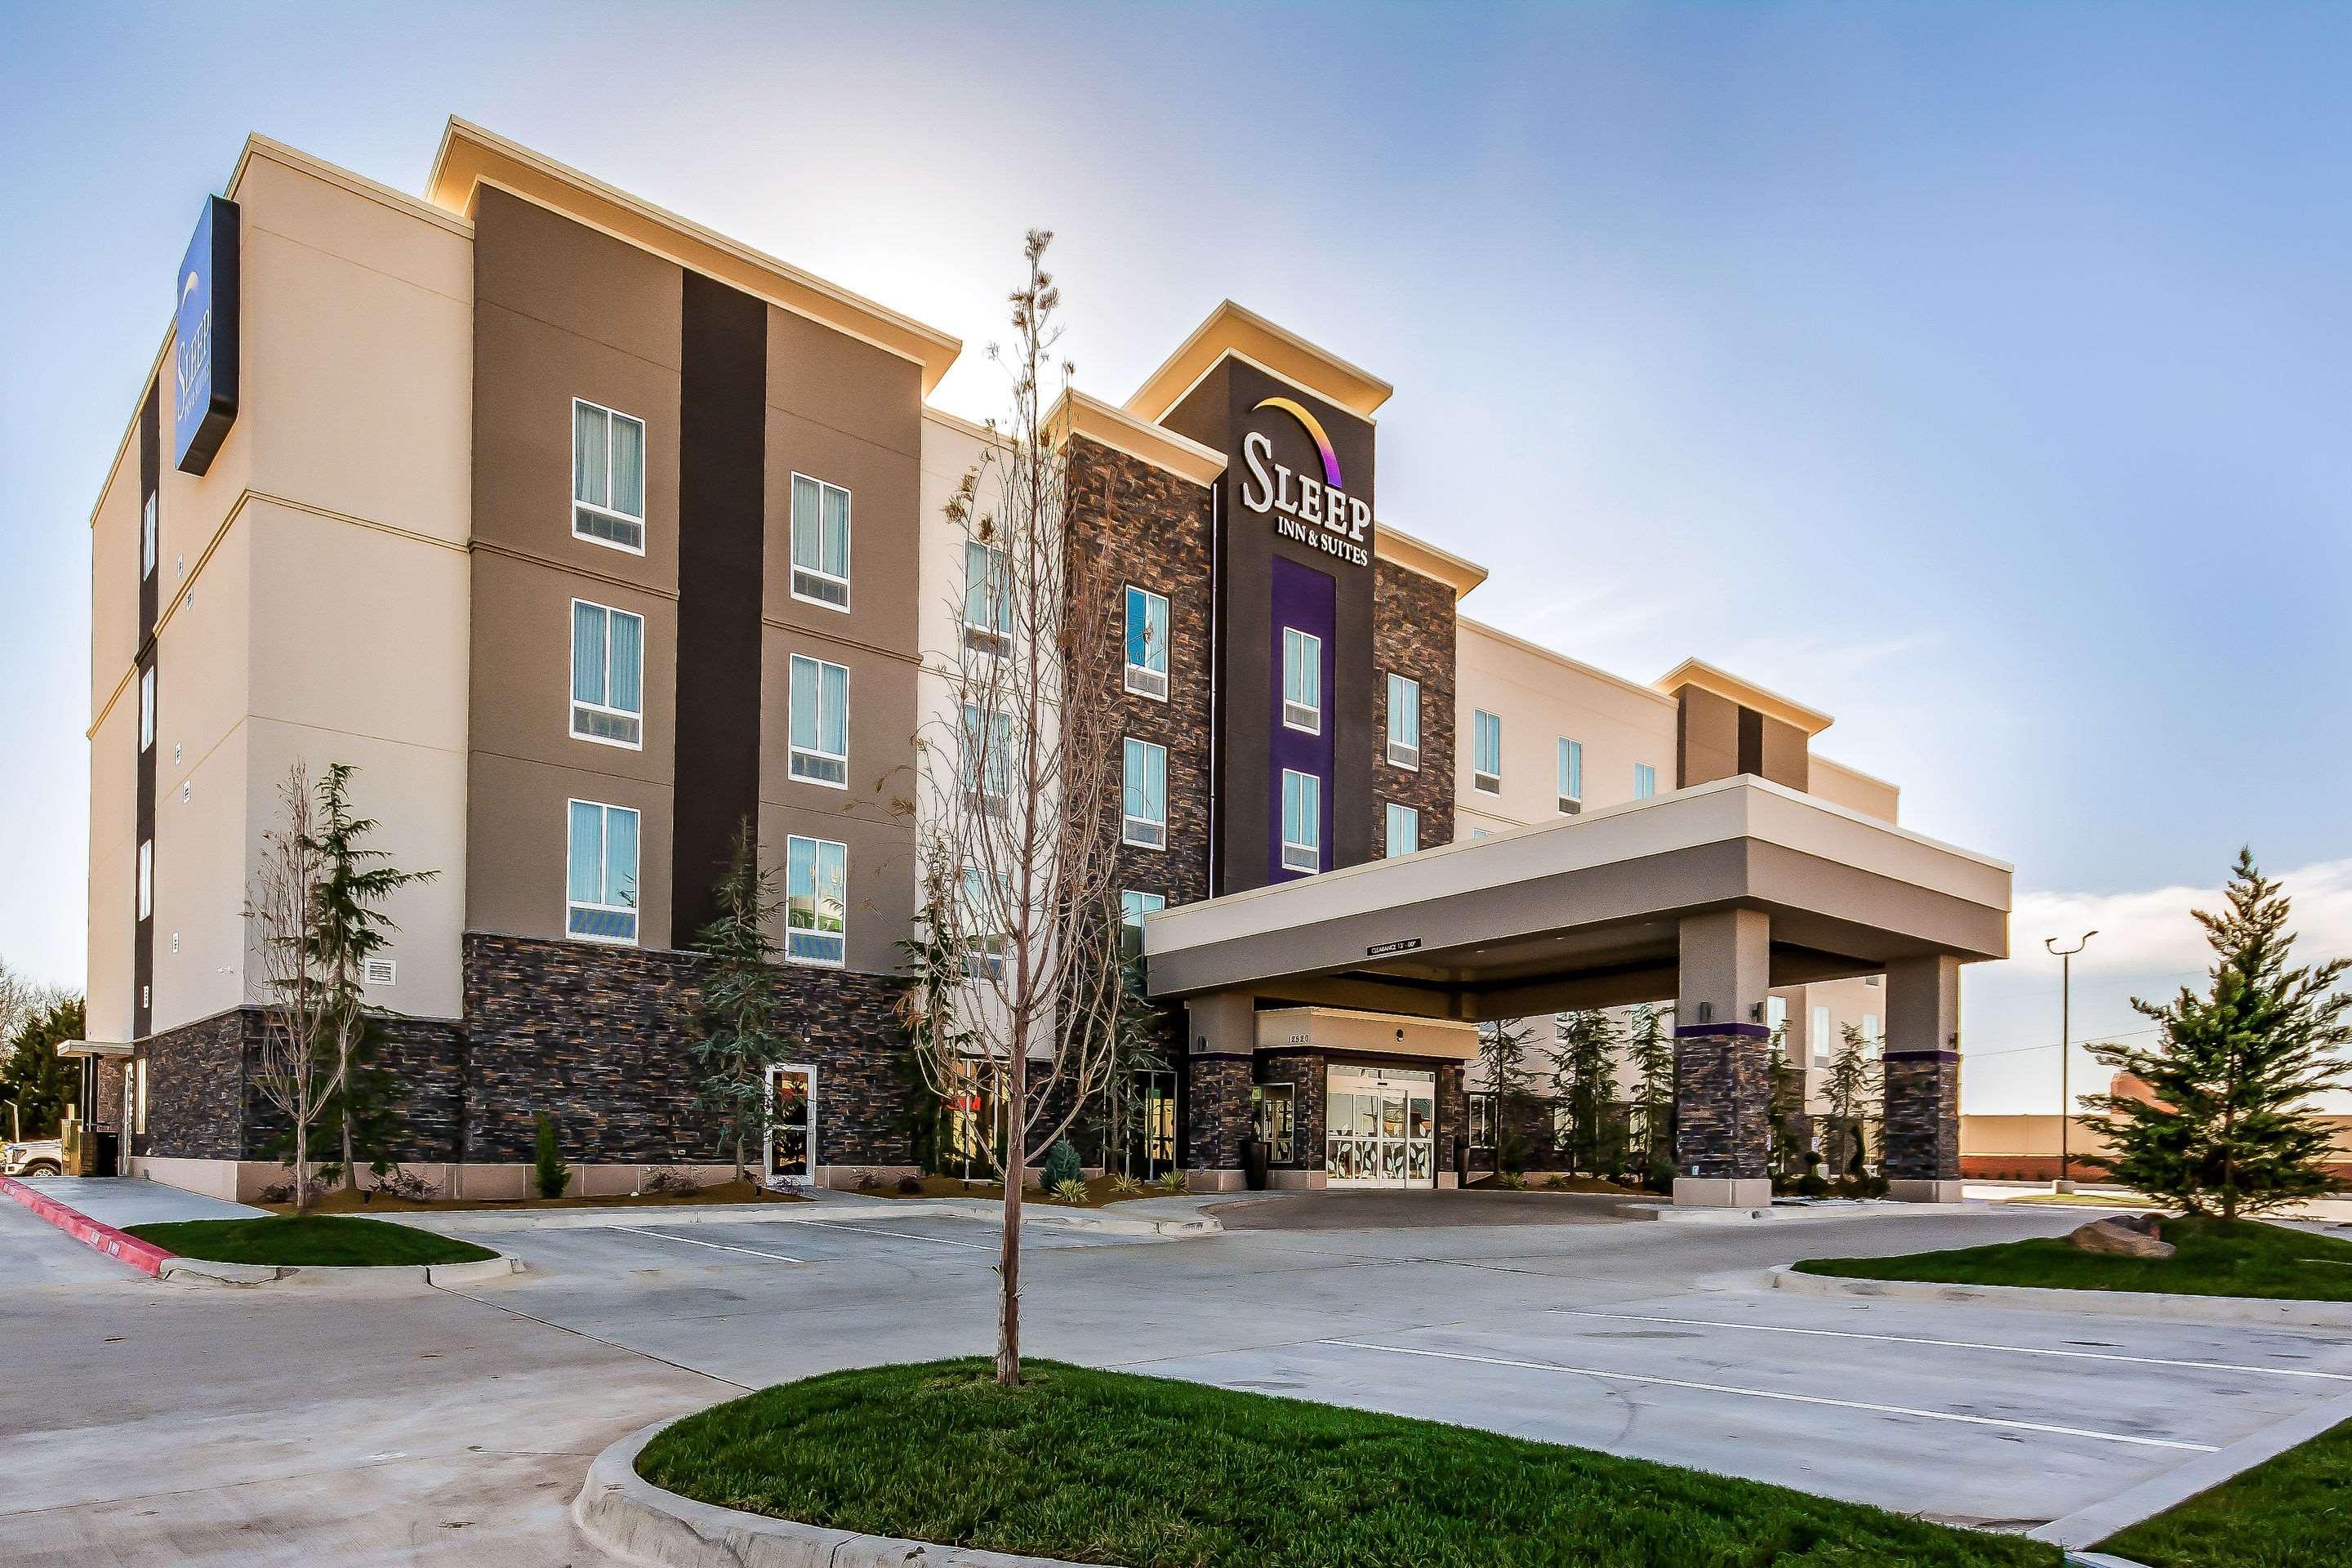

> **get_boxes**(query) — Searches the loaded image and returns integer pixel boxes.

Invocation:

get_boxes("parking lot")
[7,1184,2351,1563]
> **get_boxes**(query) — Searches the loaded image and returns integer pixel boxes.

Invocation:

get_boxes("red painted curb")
[0,1176,177,1276]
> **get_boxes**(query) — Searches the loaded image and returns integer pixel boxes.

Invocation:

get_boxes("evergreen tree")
[1820,1022,1882,1187]
[2083,849,2351,1218]
[1625,1004,1676,1186]
[1478,1016,1539,1174]
[305,763,437,1190]
[2,996,84,1138]
[1552,1010,1620,1174]
[693,821,793,1183]
[1766,1022,1802,1180]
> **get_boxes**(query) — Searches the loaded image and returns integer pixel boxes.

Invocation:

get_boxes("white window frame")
[565,799,640,946]
[787,653,850,789]
[963,540,1011,657]
[785,834,848,968]
[568,598,646,751]
[1557,737,1583,813]
[141,493,158,581]
[1383,800,1419,859]
[959,863,1009,978]
[1281,627,1323,735]
[570,398,648,555]
[1119,888,1165,960]
[1281,768,1321,874]
[139,666,155,753]
[1634,762,1658,800]
[1124,585,1170,702]
[1121,737,1167,850]
[1385,672,1420,770]
[136,839,153,920]
[1860,1013,1881,1056]
[1811,1004,1833,1068]
[789,471,853,612]
[1472,709,1502,794]
[961,702,1014,816]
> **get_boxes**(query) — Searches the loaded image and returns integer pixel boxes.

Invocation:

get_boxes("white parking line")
[1549,1308,2352,1383]
[804,1219,1000,1251]
[611,1227,803,1264]
[1316,1339,2218,1452]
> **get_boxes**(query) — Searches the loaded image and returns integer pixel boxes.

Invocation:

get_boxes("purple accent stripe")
[1673,1022,1772,1040]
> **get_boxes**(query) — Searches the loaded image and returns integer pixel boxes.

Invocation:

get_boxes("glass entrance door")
[1325,1064,1436,1187]
[1120,1068,1178,1180]
[764,1063,815,1187]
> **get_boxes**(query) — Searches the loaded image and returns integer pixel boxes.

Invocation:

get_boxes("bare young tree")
[247,764,343,1214]
[903,230,1126,1385]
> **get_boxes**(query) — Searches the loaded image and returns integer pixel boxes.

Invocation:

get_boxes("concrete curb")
[158,1252,524,1290]
[575,1419,1100,1568]
[1769,1263,2352,1328]
[1,1174,176,1276]
[397,1196,1220,1240]
[2029,1387,2352,1550]
[1615,1199,2003,1224]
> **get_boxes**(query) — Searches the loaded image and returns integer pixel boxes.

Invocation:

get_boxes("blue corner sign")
[172,195,241,475]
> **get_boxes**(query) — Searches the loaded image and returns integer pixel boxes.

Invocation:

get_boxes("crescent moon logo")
[182,272,200,306]
[1252,396,1344,491]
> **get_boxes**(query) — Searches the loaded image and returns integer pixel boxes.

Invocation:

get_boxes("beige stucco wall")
[86,437,142,1045]
[1810,755,1900,824]
[1454,617,1677,837]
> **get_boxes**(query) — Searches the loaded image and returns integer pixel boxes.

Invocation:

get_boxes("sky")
[2,2,2346,1113]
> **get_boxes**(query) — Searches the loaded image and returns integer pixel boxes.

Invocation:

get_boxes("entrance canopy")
[1143,777,2010,1020]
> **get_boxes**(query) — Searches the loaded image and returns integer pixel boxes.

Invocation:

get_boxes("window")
[961,702,1013,813]
[1281,627,1322,733]
[788,654,849,787]
[1472,709,1502,793]
[959,863,1007,977]
[140,493,158,580]
[1120,889,1166,958]
[1767,996,1788,1036]
[136,839,153,920]
[1280,768,1321,873]
[1860,1013,1881,1055]
[1633,762,1658,800]
[1254,1082,1296,1163]
[570,600,644,748]
[572,399,646,552]
[790,473,852,609]
[785,835,847,966]
[1124,586,1169,700]
[1385,673,1420,769]
[963,541,1011,657]
[1468,1092,1497,1148]
[1811,1004,1833,1068]
[565,800,639,943]
[1557,737,1583,813]
[139,667,155,753]
[1383,801,1419,859]
[1121,737,1167,849]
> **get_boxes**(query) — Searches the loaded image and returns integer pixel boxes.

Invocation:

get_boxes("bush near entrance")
[1793,1215,2352,1302]
[125,1215,497,1267]
[636,1359,2056,1568]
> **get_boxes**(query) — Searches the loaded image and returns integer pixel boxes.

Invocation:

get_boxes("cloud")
[2011,855,2352,985]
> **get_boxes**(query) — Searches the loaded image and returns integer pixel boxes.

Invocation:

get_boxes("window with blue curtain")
[1634,762,1657,800]
[572,400,646,551]
[571,600,644,747]
[1557,737,1583,807]
[1385,673,1419,766]
[567,800,639,943]
[961,702,1015,804]
[1124,586,1169,697]
[790,474,852,608]
[1472,709,1502,789]
[1122,737,1166,847]
[964,541,1011,651]
[1281,769,1321,872]
[789,654,849,786]
[785,835,847,965]
[1281,628,1322,733]
[1383,801,1419,858]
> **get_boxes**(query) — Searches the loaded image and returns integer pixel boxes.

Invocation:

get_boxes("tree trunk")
[998,1047,1026,1385]
[340,1029,357,1192]
[293,1111,310,1215]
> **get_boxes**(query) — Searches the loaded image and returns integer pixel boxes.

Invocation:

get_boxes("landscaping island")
[635,1359,2057,1567]
[126,1214,498,1267]
[1793,1215,2352,1302]
[2096,1417,2352,1568]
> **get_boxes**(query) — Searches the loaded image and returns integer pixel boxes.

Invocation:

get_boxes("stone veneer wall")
[1882,1051,1962,1183]
[1184,1055,1255,1174]
[140,1010,247,1160]
[463,933,916,1168]
[1673,1029,1770,1181]
[1372,559,1458,853]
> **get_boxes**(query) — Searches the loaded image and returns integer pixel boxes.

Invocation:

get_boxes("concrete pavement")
[7,1183,2350,1563]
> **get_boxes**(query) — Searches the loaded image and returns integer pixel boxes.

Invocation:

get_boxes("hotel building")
[82,120,2009,1205]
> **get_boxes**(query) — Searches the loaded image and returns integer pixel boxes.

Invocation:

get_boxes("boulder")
[2069,1214,2176,1259]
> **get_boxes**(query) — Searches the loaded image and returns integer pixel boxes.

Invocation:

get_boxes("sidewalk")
[15,1175,262,1227]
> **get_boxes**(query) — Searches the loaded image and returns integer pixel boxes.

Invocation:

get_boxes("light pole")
[2045,931,2096,1193]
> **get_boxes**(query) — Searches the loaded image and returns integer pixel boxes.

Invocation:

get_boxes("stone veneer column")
[1673,909,1774,1206]
[1882,954,1964,1202]
[1184,993,1255,1192]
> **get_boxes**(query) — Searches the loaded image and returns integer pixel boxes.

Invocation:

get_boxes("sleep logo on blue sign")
[172,195,241,475]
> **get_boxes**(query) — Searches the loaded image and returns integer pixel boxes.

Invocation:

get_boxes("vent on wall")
[363,957,398,987]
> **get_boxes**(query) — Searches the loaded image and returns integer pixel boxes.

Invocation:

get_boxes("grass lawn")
[2097,1418,2352,1568]
[126,1214,498,1267]
[1794,1215,2352,1302]
[257,1176,804,1215]
[1990,1192,2155,1209]
[635,1358,2057,1568]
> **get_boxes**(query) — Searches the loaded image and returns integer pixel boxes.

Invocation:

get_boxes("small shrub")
[1795,1173,1829,1198]
[258,1181,294,1205]
[1110,1173,1143,1196]
[897,1174,924,1194]
[638,1166,699,1196]
[1645,1156,1677,1194]
[1494,1171,1528,1191]
[1042,1139,1084,1192]
[1051,1176,1089,1204]
[1153,1169,1188,1194]
[1544,1174,1570,1191]
[1859,1174,1891,1200]
[533,1111,572,1200]
[854,1168,883,1192]
[372,1165,439,1202]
